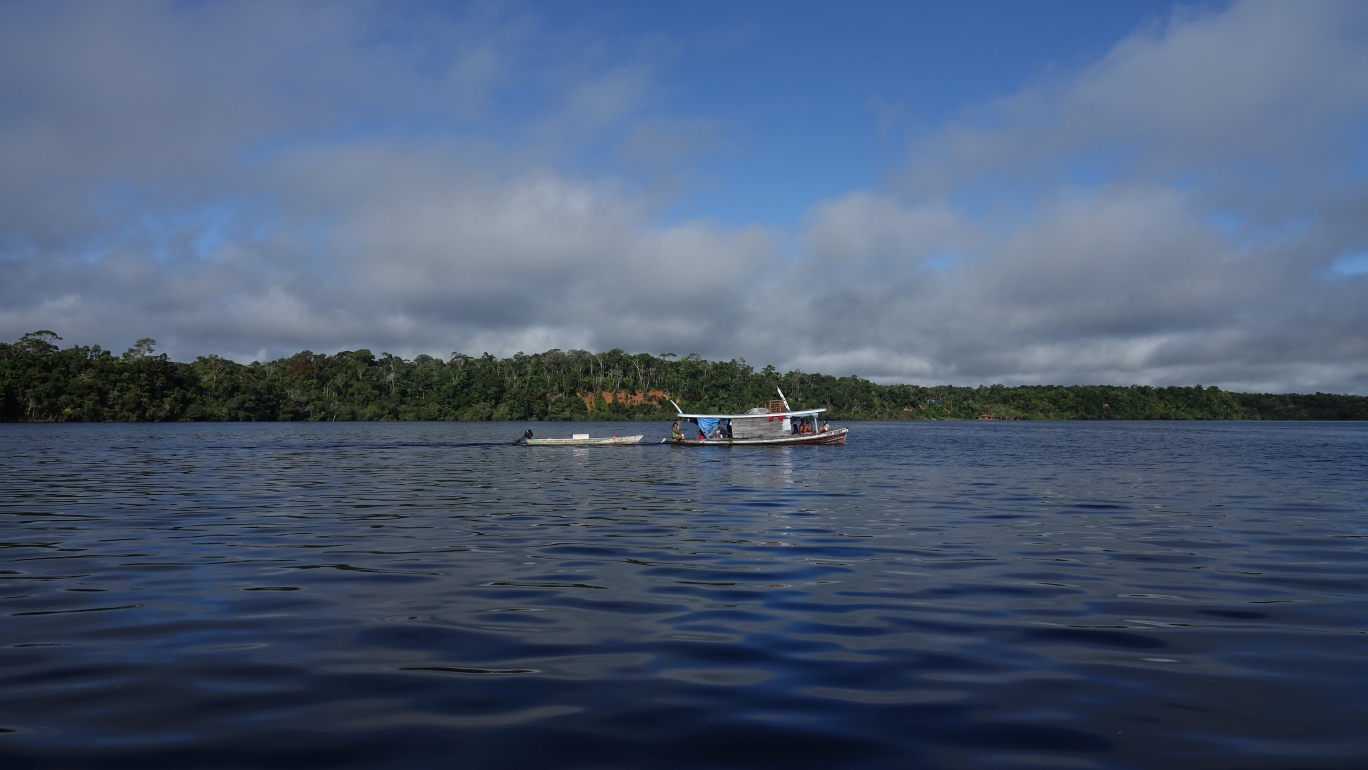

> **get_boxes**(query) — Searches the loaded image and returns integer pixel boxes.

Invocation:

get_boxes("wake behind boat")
[522,430,643,446]
[669,389,848,446]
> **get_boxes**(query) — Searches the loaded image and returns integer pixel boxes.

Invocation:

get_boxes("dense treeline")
[2,331,1366,422]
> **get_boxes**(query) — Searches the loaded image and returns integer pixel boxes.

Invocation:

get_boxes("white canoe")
[525,435,643,446]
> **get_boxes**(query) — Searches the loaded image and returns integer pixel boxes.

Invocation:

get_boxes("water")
[1,421,1366,769]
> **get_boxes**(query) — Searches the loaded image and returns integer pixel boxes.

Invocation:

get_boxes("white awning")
[668,396,826,420]
[673,408,825,419]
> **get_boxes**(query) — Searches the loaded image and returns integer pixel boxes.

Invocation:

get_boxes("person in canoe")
[671,422,682,442]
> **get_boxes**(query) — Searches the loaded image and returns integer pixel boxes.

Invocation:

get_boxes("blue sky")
[538,1,1186,226]
[2,0,1366,393]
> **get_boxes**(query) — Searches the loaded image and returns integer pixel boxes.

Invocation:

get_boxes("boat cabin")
[669,388,831,441]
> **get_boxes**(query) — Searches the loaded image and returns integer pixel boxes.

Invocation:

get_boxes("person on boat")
[670,422,681,442]
[819,421,829,433]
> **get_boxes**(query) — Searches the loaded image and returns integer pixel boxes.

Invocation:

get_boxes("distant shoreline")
[4,334,1366,422]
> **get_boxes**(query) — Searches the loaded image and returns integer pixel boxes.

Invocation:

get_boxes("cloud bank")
[1,0,1366,392]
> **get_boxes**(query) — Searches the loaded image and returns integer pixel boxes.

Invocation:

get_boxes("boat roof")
[674,408,826,419]
[668,391,825,420]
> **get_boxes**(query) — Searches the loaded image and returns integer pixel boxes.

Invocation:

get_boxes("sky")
[2,0,1367,393]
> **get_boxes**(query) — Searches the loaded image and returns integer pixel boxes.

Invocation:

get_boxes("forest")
[3,331,1366,422]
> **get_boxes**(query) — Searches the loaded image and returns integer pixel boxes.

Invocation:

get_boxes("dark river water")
[1,421,1366,769]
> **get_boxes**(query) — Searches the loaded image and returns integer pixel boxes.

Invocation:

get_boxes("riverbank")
[4,333,1365,421]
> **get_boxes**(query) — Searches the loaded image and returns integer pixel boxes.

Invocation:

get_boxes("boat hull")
[673,427,848,446]
[527,435,643,446]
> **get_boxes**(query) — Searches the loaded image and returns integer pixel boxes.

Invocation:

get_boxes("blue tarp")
[696,418,720,435]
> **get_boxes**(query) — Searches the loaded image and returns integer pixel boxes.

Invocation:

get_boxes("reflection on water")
[1,420,1366,769]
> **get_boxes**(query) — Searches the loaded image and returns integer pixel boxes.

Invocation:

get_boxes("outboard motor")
[520,429,533,444]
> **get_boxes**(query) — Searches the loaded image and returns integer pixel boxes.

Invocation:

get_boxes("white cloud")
[1,0,1366,393]
[783,0,1368,392]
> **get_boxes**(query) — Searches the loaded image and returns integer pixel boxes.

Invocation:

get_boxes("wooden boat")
[669,389,848,446]
[523,430,642,446]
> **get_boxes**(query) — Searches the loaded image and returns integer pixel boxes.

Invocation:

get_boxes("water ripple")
[1,420,1366,768]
